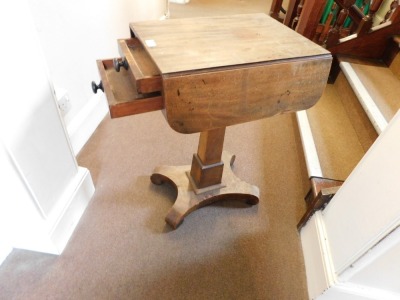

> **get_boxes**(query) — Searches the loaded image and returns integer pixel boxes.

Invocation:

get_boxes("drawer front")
[97,59,163,118]
[117,38,162,94]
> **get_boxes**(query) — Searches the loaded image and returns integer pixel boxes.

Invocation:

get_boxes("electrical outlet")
[54,86,71,116]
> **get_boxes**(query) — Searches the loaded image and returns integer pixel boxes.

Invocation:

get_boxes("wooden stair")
[340,56,400,132]
[297,48,400,228]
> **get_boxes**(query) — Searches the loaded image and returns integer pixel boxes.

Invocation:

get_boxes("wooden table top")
[130,13,330,74]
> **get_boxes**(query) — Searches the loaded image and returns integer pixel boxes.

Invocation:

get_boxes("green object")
[343,17,352,28]
[321,0,335,24]
[363,2,370,15]
[319,0,371,30]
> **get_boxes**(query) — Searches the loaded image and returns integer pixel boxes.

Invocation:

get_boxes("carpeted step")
[296,53,400,226]
[339,55,400,133]
[296,82,374,182]
[295,81,374,227]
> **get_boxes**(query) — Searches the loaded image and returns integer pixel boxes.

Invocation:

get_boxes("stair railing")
[324,0,376,46]
[272,0,400,49]
[270,0,285,21]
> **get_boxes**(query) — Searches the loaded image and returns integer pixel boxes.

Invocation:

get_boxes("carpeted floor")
[0,110,311,299]
[0,1,316,299]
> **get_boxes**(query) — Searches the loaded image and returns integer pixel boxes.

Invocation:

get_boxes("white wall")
[2,0,77,216]
[301,110,400,299]
[28,0,168,126]
[374,0,392,26]
[323,109,400,275]
[0,142,16,265]
[347,227,400,293]
[0,0,95,258]
[0,0,169,263]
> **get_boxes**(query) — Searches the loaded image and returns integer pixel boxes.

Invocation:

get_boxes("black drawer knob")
[91,81,104,94]
[113,57,129,72]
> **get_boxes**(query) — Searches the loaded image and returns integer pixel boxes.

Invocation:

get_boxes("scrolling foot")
[150,151,259,229]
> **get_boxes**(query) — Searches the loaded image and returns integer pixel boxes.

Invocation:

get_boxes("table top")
[130,13,330,74]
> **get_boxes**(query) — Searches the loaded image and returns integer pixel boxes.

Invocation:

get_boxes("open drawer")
[96,59,163,118]
[117,38,162,94]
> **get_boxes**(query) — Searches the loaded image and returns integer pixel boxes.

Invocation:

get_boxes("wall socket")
[54,86,71,116]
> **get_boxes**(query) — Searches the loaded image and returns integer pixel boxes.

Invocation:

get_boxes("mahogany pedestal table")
[93,13,332,229]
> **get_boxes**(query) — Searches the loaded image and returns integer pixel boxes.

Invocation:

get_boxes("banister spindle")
[318,3,337,44]
[292,0,305,29]
[389,1,400,22]
[381,0,399,24]
[356,0,384,35]
[326,0,355,47]
[368,0,384,19]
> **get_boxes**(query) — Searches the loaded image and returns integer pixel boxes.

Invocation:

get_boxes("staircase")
[269,0,400,227]
[296,44,400,228]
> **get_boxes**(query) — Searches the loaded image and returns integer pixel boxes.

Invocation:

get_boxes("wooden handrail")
[334,0,362,24]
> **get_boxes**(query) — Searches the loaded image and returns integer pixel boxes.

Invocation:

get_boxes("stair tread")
[350,62,400,122]
[339,55,400,123]
[306,84,367,181]
[335,73,378,152]
[337,55,387,68]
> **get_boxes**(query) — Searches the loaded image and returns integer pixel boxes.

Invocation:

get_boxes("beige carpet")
[0,110,310,299]
[0,1,316,299]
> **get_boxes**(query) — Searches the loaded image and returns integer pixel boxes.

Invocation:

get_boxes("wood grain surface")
[162,56,332,133]
[130,13,330,74]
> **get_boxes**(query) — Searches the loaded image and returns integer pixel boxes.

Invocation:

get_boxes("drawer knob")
[91,81,104,94]
[113,57,129,72]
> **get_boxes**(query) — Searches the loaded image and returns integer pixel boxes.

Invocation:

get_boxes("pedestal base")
[150,151,259,229]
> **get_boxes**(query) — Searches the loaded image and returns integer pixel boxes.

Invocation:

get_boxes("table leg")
[150,128,260,229]
[190,127,226,190]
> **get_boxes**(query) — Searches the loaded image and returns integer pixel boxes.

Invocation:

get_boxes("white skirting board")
[296,110,323,178]
[301,212,400,300]
[339,62,387,134]
[48,167,95,253]
[10,167,95,255]
[67,94,108,156]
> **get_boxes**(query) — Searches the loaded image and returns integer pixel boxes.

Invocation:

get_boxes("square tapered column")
[190,127,226,189]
